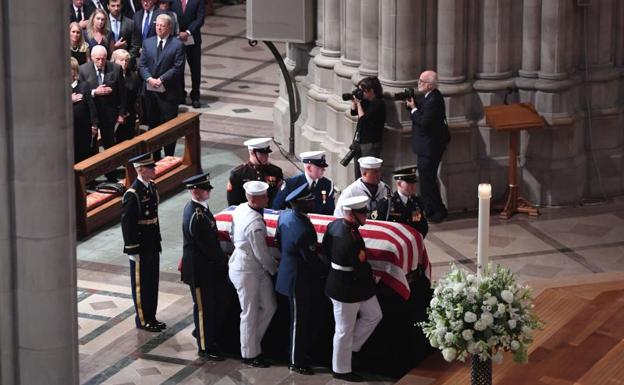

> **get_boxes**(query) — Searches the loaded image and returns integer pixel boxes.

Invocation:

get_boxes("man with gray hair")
[406,70,450,223]
[138,12,185,157]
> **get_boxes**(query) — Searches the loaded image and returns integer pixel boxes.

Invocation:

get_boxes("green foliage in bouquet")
[419,264,543,364]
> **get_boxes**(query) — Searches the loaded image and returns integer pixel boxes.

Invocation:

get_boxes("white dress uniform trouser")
[229,269,277,359]
[331,296,382,374]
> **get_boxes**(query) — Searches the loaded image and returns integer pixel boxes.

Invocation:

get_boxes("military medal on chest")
[412,210,421,222]
[321,190,327,204]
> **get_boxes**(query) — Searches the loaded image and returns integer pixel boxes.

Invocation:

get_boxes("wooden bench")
[74,112,202,238]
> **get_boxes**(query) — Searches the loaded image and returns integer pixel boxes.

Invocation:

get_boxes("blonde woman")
[84,8,114,55]
[70,22,90,65]
[111,49,140,142]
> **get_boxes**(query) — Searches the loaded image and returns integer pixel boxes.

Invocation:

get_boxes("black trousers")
[185,42,202,101]
[115,112,136,143]
[189,271,231,352]
[97,109,120,181]
[129,251,160,327]
[145,91,179,157]
[417,152,447,217]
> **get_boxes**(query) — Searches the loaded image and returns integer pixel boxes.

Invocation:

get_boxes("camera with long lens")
[340,141,360,167]
[341,88,364,101]
[393,87,416,101]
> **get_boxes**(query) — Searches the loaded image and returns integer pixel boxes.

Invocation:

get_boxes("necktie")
[97,69,103,85]
[77,8,83,21]
[311,180,317,190]
[112,19,119,40]
[181,0,187,12]
[142,11,151,40]
[157,40,163,59]
[95,0,103,9]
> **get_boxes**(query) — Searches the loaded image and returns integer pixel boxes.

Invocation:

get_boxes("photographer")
[406,70,449,223]
[350,77,386,178]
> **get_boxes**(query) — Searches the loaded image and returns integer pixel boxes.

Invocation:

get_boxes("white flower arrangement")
[419,264,543,364]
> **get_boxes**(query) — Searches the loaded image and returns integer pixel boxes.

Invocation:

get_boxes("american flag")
[215,207,431,300]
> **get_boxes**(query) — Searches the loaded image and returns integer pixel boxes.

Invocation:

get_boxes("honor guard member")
[323,195,382,382]
[334,156,391,220]
[275,183,326,375]
[228,181,278,368]
[272,150,336,215]
[227,137,284,207]
[181,172,229,360]
[121,153,166,332]
[382,166,428,238]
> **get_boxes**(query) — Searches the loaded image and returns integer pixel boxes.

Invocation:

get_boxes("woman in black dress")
[71,57,98,163]
[70,22,90,65]
[112,48,140,143]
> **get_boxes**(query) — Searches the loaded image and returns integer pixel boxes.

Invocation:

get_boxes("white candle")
[477,183,491,277]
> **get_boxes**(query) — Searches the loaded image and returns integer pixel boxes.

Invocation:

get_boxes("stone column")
[518,0,541,80]
[334,0,361,94]
[359,0,379,77]
[0,0,78,384]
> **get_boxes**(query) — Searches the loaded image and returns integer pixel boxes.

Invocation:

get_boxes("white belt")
[331,262,354,272]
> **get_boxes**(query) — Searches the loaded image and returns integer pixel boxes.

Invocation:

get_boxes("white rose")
[453,282,465,294]
[508,319,517,329]
[485,296,498,306]
[467,342,480,354]
[464,312,477,323]
[481,312,494,326]
[442,347,457,362]
[474,319,487,331]
[429,337,440,348]
[497,303,506,313]
[462,329,474,341]
[444,332,454,344]
[510,340,520,351]
[501,290,514,303]
[492,350,503,364]
[430,297,439,308]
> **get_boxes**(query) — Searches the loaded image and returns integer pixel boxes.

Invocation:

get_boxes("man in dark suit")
[121,153,166,333]
[171,0,205,108]
[138,13,185,157]
[181,172,229,361]
[109,0,140,61]
[123,0,141,18]
[78,45,127,181]
[133,0,162,48]
[275,184,326,375]
[71,0,95,28]
[407,70,449,223]
[272,151,335,215]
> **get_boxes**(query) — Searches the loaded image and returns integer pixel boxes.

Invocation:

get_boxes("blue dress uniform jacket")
[381,192,428,238]
[227,162,284,207]
[323,219,376,303]
[181,200,229,353]
[121,179,162,328]
[272,173,335,215]
[121,179,162,255]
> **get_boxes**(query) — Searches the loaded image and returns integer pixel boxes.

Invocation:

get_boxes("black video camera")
[340,142,360,167]
[342,88,364,101]
[393,87,416,101]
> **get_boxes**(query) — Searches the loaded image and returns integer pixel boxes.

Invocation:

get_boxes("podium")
[484,103,543,219]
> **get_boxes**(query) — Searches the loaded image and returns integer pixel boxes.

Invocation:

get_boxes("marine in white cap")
[334,156,391,219]
[272,150,336,215]
[322,195,382,382]
[228,180,278,368]
[227,138,284,207]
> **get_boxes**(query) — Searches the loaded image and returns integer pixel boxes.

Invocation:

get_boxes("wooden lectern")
[484,103,543,219]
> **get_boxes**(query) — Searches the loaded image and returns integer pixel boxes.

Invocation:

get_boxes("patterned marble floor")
[77,3,624,384]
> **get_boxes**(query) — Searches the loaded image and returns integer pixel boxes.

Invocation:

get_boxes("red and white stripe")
[215,207,430,300]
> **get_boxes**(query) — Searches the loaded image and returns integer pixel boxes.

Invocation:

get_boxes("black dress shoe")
[191,329,198,338]
[289,364,314,375]
[192,100,201,108]
[138,323,162,332]
[153,320,167,329]
[198,350,225,361]
[332,372,364,382]
[241,356,270,368]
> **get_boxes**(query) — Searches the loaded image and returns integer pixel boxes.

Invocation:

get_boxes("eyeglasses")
[418,79,430,84]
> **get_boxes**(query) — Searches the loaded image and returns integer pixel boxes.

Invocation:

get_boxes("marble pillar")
[359,0,379,77]
[0,0,78,384]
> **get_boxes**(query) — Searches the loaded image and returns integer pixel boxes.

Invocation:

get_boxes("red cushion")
[155,156,183,177]
[86,191,116,210]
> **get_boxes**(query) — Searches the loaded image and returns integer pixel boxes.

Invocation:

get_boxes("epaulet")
[123,188,137,199]
[232,163,247,173]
